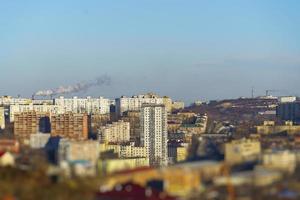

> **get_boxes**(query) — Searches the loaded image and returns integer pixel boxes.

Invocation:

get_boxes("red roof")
[0,151,5,157]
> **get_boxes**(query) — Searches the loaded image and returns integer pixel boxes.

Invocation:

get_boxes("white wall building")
[54,96,110,114]
[115,94,165,116]
[0,96,31,106]
[263,150,297,174]
[279,96,297,103]
[58,139,99,177]
[59,140,99,165]
[0,107,5,129]
[29,133,51,149]
[98,120,130,143]
[141,104,168,166]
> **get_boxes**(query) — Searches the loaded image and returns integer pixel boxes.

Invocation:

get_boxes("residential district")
[1,93,300,200]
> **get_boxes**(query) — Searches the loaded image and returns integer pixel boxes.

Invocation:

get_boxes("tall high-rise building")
[0,107,5,130]
[14,111,50,143]
[51,113,88,140]
[140,104,168,166]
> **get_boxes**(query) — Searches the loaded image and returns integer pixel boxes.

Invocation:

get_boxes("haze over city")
[2,1,300,200]
[1,0,300,102]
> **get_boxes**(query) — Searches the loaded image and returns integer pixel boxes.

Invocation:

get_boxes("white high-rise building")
[141,104,168,166]
[0,107,5,129]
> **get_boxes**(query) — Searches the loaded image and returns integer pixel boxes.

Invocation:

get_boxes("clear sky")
[0,0,299,102]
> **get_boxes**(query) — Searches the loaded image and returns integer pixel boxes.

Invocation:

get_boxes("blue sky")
[0,0,299,102]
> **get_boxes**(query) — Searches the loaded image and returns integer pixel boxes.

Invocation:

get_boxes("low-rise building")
[98,157,149,175]
[263,150,296,174]
[214,167,282,187]
[59,140,99,176]
[257,121,300,135]
[168,142,189,164]
[171,101,185,110]
[99,143,147,159]
[29,133,51,149]
[225,139,261,165]
[59,140,99,165]
[100,161,223,197]
[98,120,130,143]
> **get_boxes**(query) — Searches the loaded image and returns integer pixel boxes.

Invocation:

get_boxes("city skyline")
[1,0,300,102]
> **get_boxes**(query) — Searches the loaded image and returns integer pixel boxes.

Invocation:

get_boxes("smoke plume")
[34,75,111,96]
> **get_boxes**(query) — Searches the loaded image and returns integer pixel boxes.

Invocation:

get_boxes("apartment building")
[99,143,147,158]
[14,111,51,144]
[225,138,261,165]
[121,111,141,142]
[54,96,111,114]
[91,113,110,133]
[0,107,5,129]
[0,96,31,106]
[98,120,130,143]
[115,93,166,116]
[51,113,88,140]
[10,104,65,122]
[141,104,168,166]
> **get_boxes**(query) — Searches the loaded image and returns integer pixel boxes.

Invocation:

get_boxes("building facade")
[115,93,165,116]
[9,104,65,122]
[54,96,110,114]
[0,96,31,106]
[98,120,130,143]
[277,102,300,122]
[121,111,141,143]
[51,113,88,140]
[0,107,5,129]
[141,104,168,166]
[29,133,51,149]
[257,121,300,135]
[14,111,50,144]
[225,139,261,165]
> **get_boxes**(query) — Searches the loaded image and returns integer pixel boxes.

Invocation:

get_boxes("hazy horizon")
[1,0,299,102]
